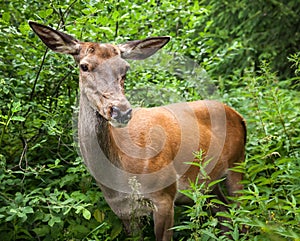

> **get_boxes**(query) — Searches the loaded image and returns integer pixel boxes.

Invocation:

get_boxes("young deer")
[29,21,246,241]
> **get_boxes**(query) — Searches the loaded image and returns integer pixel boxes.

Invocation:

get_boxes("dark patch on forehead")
[83,43,119,59]
[97,44,119,59]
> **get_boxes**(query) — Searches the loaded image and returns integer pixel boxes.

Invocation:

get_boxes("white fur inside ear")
[119,37,170,60]
[138,38,169,49]
[55,43,80,54]
[118,45,131,54]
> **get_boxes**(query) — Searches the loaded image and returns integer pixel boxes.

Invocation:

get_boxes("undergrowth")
[172,62,300,241]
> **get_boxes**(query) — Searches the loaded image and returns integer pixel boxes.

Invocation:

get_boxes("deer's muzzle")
[109,106,132,128]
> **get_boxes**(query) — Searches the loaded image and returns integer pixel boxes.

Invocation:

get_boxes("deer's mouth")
[95,95,132,128]
[108,106,132,128]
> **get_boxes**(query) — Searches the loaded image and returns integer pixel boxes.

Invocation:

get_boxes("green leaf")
[2,12,10,22]
[94,209,105,223]
[11,101,22,113]
[38,9,53,18]
[210,198,226,206]
[11,116,25,122]
[110,219,123,240]
[99,27,114,35]
[82,208,91,220]
[33,226,50,236]
[17,211,27,220]
[48,216,61,227]
[23,206,34,214]
[207,177,226,188]
[69,223,90,234]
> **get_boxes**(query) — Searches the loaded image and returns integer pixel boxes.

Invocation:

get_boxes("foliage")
[173,152,229,241]
[226,63,300,241]
[173,64,300,241]
[0,0,299,240]
[180,0,300,81]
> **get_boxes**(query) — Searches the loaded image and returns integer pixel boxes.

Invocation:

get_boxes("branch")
[30,48,48,101]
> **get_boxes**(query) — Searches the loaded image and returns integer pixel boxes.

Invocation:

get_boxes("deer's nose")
[111,106,132,125]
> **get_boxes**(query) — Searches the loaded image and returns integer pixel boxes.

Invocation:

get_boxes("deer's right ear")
[118,36,170,60]
[28,21,80,55]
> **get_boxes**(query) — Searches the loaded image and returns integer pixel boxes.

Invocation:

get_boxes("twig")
[19,136,28,171]
[62,0,78,24]
[115,20,119,39]
[49,69,73,110]
[30,48,48,101]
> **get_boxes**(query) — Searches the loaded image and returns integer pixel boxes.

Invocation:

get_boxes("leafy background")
[0,0,299,240]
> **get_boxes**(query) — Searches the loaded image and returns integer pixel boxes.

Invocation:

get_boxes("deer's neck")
[95,112,120,165]
[78,93,120,167]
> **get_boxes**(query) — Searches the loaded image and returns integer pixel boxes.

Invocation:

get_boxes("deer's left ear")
[29,21,80,55]
[118,36,170,60]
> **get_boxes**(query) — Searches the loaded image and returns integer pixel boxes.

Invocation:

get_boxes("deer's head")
[29,21,170,127]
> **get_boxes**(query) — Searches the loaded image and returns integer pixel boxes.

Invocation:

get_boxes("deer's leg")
[210,169,243,236]
[211,183,229,205]
[122,219,132,235]
[152,185,176,241]
[226,169,248,234]
[209,184,232,237]
[122,218,143,240]
[153,199,174,241]
[226,170,243,197]
[210,169,245,237]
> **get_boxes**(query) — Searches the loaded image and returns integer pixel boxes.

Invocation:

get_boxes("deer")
[29,21,246,241]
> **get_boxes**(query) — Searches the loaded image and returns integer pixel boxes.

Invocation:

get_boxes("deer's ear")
[118,36,170,60]
[29,21,80,55]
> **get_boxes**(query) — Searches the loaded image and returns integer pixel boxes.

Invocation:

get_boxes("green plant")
[222,63,300,241]
[172,63,299,241]
[173,152,247,241]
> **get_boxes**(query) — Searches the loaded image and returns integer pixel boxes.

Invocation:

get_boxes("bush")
[173,63,300,241]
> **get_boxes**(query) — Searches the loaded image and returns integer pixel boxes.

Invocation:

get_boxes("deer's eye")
[80,64,89,72]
